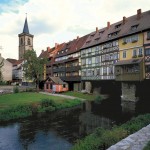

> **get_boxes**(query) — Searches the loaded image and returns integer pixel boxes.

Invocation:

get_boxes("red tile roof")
[81,9,150,49]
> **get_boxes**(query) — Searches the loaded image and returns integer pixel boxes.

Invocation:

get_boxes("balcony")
[53,67,65,73]
[60,76,81,82]
[65,66,81,72]
[115,58,144,81]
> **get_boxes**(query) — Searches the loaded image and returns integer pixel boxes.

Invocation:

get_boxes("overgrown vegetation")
[13,86,19,93]
[0,96,81,122]
[143,141,150,150]
[72,114,150,150]
[94,95,103,104]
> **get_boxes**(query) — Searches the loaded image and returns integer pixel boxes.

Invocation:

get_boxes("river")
[0,95,150,150]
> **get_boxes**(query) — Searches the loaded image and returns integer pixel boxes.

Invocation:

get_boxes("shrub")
[72,114,150,150]
[13,86,19,93]
[40,99,56,108]
[94,95,103,103]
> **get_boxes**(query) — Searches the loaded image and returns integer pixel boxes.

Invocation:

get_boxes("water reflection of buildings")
[121,100,136,114]
[79,101,112,135]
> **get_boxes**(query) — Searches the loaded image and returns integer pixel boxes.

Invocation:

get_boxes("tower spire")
[23,13,29,34]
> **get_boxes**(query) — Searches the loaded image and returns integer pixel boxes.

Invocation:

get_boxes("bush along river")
[0,95,150,150]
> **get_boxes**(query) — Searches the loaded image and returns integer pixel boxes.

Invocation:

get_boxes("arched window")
[20,38,23,45]
[28,38,31,45]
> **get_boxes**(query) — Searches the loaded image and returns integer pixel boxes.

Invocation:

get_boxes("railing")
[115,72,143,81]
[60,76,81,81]
[82,75,115,80]
[52,67,65,72]
[65,66,81,72]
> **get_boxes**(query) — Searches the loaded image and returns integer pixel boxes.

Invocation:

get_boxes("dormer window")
[108,31,120,38]
[115,23,121,29]
[131,24,139,31]
[86,40,91,45]
[99,30,104,36]
[90,33,95,37]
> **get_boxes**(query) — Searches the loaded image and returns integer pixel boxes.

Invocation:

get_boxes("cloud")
[0,0,150,59]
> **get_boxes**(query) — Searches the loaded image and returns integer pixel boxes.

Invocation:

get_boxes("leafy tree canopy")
[23,49,47,89]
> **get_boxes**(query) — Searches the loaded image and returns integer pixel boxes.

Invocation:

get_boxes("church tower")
[18,16,34,60]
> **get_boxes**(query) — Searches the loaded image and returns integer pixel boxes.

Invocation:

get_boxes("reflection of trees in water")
[18,107,82,148]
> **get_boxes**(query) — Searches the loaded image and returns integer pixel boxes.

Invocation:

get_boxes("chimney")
[77,36,79,40]
[96,27,98,32]
[137,9,142,19]
[107,22,110,29]
[47,47,50,52]
[55,43,59,49]
[123,16,127,24]
[42,50,44,53]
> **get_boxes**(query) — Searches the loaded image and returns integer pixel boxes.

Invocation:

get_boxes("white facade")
[0,55,12,81]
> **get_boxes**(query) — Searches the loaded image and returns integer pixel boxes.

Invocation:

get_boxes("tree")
[0,58,4,82]
[23,49,47,91]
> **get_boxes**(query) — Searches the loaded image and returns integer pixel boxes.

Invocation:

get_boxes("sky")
[0,0,150,60]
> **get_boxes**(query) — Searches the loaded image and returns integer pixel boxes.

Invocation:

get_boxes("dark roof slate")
[23,17,29,34]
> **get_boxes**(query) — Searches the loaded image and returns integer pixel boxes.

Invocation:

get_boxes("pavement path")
[40,91,86,101]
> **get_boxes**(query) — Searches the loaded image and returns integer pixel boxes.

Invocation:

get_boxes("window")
[147,31,150,40]
[115,24,121,29]
[138,48,143,56]
[109,66,113,74]
[102,55,105,61]
[114,53,118,60]
[28,38,31,45]
[87,70,92,76]
[96,69,100,76]
[131,24,139,31]
[108,31,120,38]
[133,49,137,57]
[81,50,86,56]
[131,35,138,42]
[95,56,100,63]
[105,54,109,61]
[103,67,107,74]
[99,30,104,36]
[88,48,92,53]
[82,71,86,76]
[146,65,150,73]
[123,51,126,58]
[81,59,86,65]
[88,58,92,65]
[145,48,150,56]
[20,38,23,45]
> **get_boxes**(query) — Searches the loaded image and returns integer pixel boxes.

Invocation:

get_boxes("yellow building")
[115,33,145,81]
[119,33,144,61]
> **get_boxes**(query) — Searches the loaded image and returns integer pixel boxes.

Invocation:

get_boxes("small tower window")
[20,38,23,45]
[28,38,31,45]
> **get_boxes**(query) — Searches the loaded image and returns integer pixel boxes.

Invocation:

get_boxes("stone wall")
[85,81,92,93]
[121,82,138,102]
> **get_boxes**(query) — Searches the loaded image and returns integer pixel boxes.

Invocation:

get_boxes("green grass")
[62,91,98,100]
[0,92,82,122]
[72,113,150,150]
[144,141,150,150]
[0,92,71,109]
